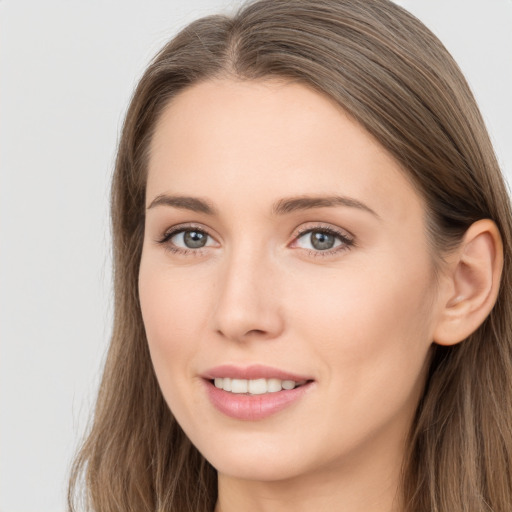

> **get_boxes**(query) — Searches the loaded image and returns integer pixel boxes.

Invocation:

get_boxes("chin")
[187,427,323,483]
[209,452,306,482]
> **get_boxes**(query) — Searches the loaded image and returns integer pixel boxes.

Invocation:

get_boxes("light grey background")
[1,1,511,511]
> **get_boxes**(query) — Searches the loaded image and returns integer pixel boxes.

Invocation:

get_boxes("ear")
[433,219,503,346]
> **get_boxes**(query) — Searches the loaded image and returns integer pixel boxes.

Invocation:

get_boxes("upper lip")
[201,364,313,382]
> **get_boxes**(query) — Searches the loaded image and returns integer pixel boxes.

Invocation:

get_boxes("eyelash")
[156,224,212,256]
[156,224,355,257]
[293,225,355,258]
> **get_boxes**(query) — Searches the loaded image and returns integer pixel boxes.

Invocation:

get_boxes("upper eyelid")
[160,222,352,236]
[293,223,354,240]
[294,229,353,246]
[160,223,216,240]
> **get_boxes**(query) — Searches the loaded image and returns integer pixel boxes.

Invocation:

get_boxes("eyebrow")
[147,193,378,218]
[272,195,379,217]
[147,194,217,215]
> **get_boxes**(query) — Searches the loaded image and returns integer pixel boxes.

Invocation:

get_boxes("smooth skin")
[138,79,502,512]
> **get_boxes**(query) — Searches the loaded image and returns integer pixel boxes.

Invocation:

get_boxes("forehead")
[147,78,424,222]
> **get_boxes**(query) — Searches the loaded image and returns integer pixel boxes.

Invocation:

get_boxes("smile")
[202,366,315,420]
[213,377,308,394]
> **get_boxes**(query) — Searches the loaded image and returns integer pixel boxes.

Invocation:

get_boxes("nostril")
[247,329,267,336]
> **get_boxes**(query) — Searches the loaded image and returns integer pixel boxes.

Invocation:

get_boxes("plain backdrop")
[1,1,511,511]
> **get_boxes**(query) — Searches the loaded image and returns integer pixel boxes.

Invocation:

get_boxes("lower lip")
[204,380,314,421]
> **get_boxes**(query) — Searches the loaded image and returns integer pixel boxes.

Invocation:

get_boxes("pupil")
[184,231,207,248]
[311,231,335,250]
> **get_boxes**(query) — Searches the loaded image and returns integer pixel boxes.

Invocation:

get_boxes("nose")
[212,246,285,343]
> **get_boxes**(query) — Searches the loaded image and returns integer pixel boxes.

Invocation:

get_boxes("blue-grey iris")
[184,231,207,248]
[311,231,335,250]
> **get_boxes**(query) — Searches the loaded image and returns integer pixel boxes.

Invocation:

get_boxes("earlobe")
[433,219,503,346]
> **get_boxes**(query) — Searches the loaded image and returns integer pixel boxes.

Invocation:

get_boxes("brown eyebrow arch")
[272,195,379,218]
[147,194,217,215]
[147,193,378,218]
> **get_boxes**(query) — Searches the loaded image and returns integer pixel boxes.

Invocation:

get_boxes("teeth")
[282,380,296,390]
[213,378,305,394]
[231,379,248,393]
[248,378,267,395]
[267,378,282,393]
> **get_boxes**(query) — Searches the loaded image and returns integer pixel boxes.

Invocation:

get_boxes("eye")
[293,227,354,253]
[157,226,218,252]
[171,229,212,249]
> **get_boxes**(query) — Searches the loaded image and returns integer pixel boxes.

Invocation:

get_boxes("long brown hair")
[69,1,512,510]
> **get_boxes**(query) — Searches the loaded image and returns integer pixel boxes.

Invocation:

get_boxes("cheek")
[290,256,435,392]
[138,259,219,431]
[138,260,212,376]
[283,262,434,460]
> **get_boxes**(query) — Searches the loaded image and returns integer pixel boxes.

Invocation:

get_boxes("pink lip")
[201,364,315,421]
[202,364,312,382]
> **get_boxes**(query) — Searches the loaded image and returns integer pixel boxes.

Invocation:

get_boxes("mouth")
[210,377,309,395]
[202,365,315,420]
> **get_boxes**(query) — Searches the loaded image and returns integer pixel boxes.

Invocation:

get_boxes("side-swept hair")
[69,1,512,510]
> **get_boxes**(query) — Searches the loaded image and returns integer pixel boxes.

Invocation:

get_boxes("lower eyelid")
[304,244,352,257]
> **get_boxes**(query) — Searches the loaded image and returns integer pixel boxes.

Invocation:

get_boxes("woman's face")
[139,79,443,483]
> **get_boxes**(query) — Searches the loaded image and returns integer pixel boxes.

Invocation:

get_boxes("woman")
[69,0,512,510]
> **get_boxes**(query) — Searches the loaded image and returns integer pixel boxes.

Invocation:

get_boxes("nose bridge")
[212,239,283,341]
